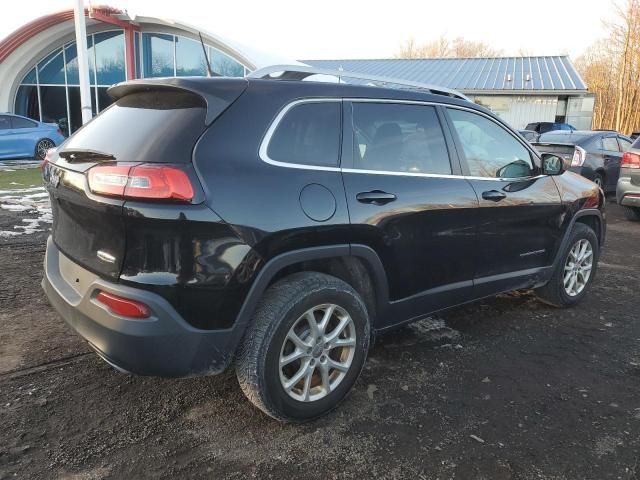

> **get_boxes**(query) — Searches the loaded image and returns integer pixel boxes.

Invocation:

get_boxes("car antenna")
[198,31,216,77]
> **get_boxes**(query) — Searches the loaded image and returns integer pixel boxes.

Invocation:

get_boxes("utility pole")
[73,0,92,125]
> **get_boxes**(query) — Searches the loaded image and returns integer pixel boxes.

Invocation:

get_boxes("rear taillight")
[571,146,586,167]
[87,165,194,202]
[621,151,640,169]
[96,291,151,319]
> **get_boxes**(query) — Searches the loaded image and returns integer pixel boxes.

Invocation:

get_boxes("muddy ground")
[0,198,639,479]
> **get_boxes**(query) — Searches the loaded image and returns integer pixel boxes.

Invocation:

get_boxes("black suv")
[42,76,605,422]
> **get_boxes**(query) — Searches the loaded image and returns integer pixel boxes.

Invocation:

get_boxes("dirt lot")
[1,196,639,480]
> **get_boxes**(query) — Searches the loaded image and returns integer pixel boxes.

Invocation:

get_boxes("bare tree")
[396,35,502,59]
[576,0,640,134]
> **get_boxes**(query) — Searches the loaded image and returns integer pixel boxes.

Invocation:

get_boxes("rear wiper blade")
[58,149,116,162]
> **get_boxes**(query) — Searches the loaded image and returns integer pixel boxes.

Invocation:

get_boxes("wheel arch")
[231,244,390,350]
[552,209,605,271]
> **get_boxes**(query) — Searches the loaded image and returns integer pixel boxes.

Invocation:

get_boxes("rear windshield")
[537,133,590,145]
[633,136,640,148]
[62,90,206,163]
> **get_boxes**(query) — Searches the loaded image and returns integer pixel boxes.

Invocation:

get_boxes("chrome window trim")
[258,98,343,172]
[259,97,544,182]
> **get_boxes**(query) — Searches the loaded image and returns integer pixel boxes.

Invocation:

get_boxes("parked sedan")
[0,113,65,160]
[533,130,633,192]
[525,122,576,135]
[616,135,640,220]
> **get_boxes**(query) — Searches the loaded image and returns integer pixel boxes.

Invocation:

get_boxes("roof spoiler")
[248,64,471,102]
[108,77,248,125]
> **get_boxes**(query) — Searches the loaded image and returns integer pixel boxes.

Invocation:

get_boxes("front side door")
[341,101,478,326]
[10,116,39,158]
[443,107,564,297]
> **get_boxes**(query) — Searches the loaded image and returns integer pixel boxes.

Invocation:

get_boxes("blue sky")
[0,0,618,60]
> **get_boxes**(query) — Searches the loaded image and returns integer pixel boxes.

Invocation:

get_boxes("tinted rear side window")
[62,90,206,163]
[352,103,451,175]
[603,136,620,152]
[267,102,341,167]
[12,117,37,128]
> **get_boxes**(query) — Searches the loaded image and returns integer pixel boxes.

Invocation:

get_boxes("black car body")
[525,121,576,135]
[533,130,633,192]
[42,76,605,421]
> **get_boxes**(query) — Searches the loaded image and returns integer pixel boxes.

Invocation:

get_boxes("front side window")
[267,102,341,167]
[352,103,451,175]
[0,116,11,130]
[602,136,620,152]
[448,108,534,178]
[11,117,36,129]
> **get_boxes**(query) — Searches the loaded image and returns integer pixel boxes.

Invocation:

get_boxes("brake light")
[96,291,151,319]
[571,146,586,167]
[87,165,194,201]
[621,151,640,169]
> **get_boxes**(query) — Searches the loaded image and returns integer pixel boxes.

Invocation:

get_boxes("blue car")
[0,113,66,160]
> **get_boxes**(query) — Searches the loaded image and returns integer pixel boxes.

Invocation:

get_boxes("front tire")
[236,272,370,422]
[536,222,599,307]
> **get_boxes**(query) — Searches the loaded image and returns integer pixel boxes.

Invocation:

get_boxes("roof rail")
[247,64,471,102]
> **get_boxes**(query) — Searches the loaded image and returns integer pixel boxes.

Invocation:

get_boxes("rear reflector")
[88,164,194,201]
[96,291,151,318]
[621,152,640,169]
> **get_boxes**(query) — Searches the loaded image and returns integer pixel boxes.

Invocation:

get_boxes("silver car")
[616,135,640,220]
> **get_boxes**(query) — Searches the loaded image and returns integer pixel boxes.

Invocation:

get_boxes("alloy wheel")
[36,139,55,160]
[563,239,593,296]
[279,304,356,402]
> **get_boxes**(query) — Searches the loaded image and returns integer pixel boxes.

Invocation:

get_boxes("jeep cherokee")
[42,74,605,422]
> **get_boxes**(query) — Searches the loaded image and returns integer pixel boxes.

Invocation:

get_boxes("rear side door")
[602,135,623,188]
[341,100,478,326]
[443,106,564,297]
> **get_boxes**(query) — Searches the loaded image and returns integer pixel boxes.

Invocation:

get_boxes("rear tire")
[536,223,599,308]
[236,272,370,423]
[35,138,55,160]
[593,172,604,189]
[623,206,640,221]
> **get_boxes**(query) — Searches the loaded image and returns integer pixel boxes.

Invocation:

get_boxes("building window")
[15,30,247,137]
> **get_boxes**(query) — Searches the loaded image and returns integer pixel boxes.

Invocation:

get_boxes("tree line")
[396,0,640,135]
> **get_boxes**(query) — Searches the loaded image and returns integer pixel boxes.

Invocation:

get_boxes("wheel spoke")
[284,359,311,390]
[305,311,320,340]
[302,365,314,400]
[318,305,335,335]
[566,273,577,294]
[318,362,331,394]
[325,315,350,343]
[330,337,356,349]
[287,331,312,350]
[280,348,306,367]
[327,357,349,373]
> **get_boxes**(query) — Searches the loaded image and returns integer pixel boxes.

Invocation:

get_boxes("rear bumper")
[616,177,640,207]
[42,236,238,377]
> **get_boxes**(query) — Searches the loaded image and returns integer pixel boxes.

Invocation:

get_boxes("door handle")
[356,190,397,205]
[482,190,507,202]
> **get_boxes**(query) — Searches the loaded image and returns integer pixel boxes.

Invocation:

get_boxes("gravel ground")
[0,198,639,479]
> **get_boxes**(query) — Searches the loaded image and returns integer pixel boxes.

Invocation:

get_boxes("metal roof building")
[303,57,594,130]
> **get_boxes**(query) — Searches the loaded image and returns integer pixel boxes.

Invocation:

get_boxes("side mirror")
[541,153,567,176]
